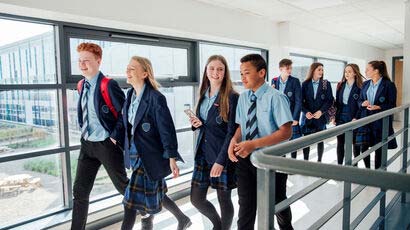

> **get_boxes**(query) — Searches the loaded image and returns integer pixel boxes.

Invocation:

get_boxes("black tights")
[190,186,234,230]
[303,142,324,162]
[121,195,188,230]
[121,207,141,230]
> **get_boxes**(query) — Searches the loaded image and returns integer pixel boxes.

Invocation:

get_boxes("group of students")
[70,41,397,230]
[272,59,397,168]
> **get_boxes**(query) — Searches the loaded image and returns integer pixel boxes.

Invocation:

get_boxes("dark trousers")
[362,145,382,169]
[236,157,293,230]
[336,134,370,168]
[303,142,324,162]
[71,138,129,230]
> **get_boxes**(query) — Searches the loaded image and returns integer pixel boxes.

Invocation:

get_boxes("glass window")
[0,19,56,84]
[176,131,194,171]
[67,90,81,146]
[0,154,64,228]
[199,43,262,83]
[70,150,120,199]
[0,90,60,155]
[318,58,346,95]
[69,38,188,81]
[159,86,194,129]
[290,55,314,83]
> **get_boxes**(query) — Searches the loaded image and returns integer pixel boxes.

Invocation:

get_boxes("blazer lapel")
[283,77,292,94]
[123,89,133,129]
[316,80,323,100]
[347,83,358,104]
[93,73,104,117]
[338,83,346,104]
[307,82,314,100]
[374,79,386,104]
[205,94,220,124]
[132,86,149,135]
[77,80,84,123]
[362,81,370,100]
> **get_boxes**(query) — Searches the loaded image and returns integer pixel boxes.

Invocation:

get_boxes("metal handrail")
[252,154,410,192]
[254,105,406,158]
[250,104,410,230]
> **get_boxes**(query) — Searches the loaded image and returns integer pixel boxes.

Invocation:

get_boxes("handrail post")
[402,107,409,203]
[378,116,389,230]
[257,168,276,230]
[342,130,353,229]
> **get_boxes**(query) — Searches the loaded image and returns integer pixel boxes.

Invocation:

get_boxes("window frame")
[0,13,268,229]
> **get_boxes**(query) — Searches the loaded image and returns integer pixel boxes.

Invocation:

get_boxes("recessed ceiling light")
[280,0,346,11]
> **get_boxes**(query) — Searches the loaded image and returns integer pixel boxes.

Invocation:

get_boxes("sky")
[0,19,52,47]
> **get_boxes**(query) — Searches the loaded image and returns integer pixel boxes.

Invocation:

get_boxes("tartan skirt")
[123,157,168,214]
[355,125,370,146]
[191,151,236,191]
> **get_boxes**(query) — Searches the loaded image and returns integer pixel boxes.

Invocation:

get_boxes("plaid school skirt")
[123,157,168,214]
[191,151,236,191]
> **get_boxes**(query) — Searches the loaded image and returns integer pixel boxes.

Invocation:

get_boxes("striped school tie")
[245,93,258,140]
[81,81,91,140]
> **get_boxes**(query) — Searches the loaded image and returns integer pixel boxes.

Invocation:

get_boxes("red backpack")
[77,77,118,119]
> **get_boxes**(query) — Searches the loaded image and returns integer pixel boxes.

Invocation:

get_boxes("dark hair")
[279,58,293,68]
[337,63,364,91]
[304,62,323,82]
[240,54,267,73]
[197,55,237,122]
[368,60,391,81]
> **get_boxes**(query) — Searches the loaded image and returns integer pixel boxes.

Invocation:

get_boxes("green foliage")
[23,157,78,178]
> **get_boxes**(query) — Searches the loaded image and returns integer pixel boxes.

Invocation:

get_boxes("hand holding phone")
[185,109,202,128]
[184,109,197,119]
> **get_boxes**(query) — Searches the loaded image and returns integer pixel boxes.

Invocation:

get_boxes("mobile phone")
[184,109,197,119]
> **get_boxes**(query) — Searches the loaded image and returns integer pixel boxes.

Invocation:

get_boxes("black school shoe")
[177,216,192,230]
[141,215,154,230]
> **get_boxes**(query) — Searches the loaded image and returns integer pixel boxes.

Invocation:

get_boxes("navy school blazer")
[271,75,302,122]
[300,79,334,128]
[121,84,183,181]
[335,81,361,123]
[193,92,239,166]
[358,78,397,148]
[77,72,125,143]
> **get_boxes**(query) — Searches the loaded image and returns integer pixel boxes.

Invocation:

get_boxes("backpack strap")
[100,76,118,119]
[77,79,85,94]
[272,77,279,87]
[322,79,328,91]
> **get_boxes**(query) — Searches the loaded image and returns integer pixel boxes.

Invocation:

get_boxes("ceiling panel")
[193,0,405,49]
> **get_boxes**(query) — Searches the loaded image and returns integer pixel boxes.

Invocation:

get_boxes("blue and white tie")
[81,81,91,140]
[246,94,258,140]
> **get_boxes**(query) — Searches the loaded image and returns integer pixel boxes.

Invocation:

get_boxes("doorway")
[392,56,403,106]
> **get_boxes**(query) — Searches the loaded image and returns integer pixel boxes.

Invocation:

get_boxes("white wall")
[403,0,410,106]
[277,22,385,75]
[385,48,404,78]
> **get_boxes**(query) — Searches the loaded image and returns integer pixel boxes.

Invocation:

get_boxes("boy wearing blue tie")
[71,43,128,230]
[228,54,294,230]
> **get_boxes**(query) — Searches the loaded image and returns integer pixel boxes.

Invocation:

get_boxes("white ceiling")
[194,0,405,49]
